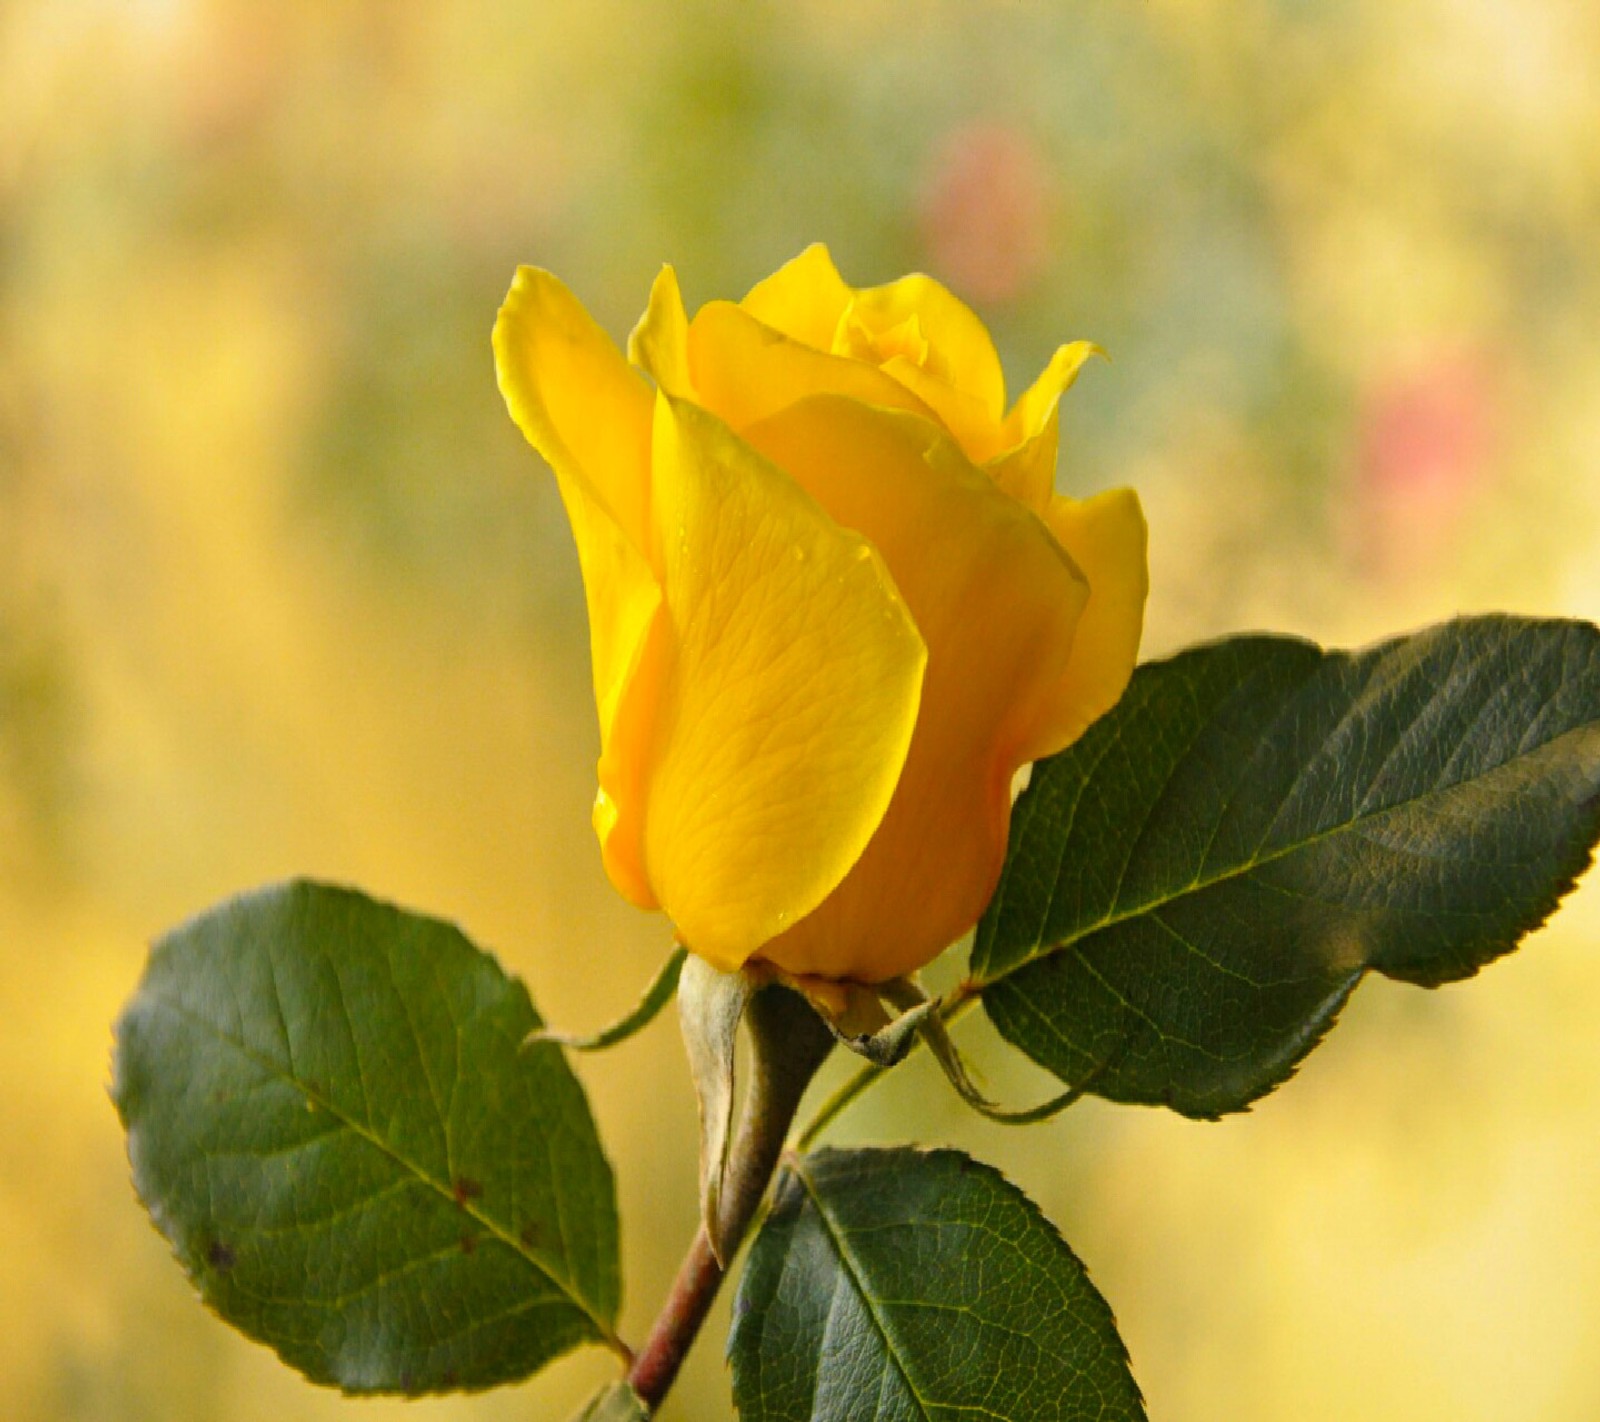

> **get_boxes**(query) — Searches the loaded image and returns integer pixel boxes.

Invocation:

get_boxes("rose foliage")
[111,251,1600,1422]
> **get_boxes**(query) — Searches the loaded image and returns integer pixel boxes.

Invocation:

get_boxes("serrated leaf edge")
[994,622,1600,987]
[128,986,617,1342]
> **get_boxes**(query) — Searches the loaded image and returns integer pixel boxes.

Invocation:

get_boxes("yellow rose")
[494,245,1147,983]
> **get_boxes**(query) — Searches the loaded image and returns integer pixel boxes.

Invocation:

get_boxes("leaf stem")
[795,990,980,1150]
[794,1058,882,1152]
[602,1326,636,1369]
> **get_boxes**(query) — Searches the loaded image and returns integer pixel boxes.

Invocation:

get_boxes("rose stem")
[629,983,833,1412]
[626,1223,724,1410]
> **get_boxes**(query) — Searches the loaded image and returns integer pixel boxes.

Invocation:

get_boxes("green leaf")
[973,616,1600,1118]
[111,880,622,1394]
[730,1148,1145,1422]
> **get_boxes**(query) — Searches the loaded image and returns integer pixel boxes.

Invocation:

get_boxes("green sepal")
[570,1381,649,1420]
[526,945,686,1052]
[677,957,833,1264]
[800,973,940,1066]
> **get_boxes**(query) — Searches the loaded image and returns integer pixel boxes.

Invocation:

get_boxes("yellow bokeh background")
[3,2,1599,1419]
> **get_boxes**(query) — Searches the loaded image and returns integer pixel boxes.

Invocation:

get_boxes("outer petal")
[628,264,693,398]
[739,242,854,350]
[985,339,1100,499]
[986,405,1061,515]
[741,397,1091,982]
[1005,340,1102,444]
[642,395,927,971]
[1024,487,1149,758]
[493,268,663,906]
[987,342,1102,513]
[494,266,654,556]
[849,273,1007,421]
[586,535,668,910]
[686,300,936,435]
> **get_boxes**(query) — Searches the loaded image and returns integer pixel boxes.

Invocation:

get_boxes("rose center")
[832,305,930,371]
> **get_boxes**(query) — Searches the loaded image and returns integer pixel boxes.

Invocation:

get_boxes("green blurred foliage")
[2,1,1598,1419]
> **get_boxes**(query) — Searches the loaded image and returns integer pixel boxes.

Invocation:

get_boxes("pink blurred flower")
[1350,354,1499,577]
[917,121,1055,307]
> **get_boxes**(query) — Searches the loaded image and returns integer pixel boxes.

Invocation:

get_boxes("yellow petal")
[642,395,927,971]
[583,510,667,910]
[986,410,1059,514]
[1027,487,1149,757]
[741,397,1090,982]
[880,353,1008,462]
[988,342,1103,514]
[1004,340,1102,448]
[628,264,693,398]
[846,272,1007,421]
[493,266,654,556]
[686,299,936,434]
[739,242,854,351]
[493,268,663,907]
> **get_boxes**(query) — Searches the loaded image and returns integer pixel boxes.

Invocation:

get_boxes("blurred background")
[4,0,1600,1418]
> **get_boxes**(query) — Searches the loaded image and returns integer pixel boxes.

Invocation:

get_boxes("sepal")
[676,958,833,1264]
[569,1381,649,1421]
[525,946,686,1053]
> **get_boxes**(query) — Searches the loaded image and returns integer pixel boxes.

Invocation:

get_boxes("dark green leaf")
[111,880,622,1394]
[973,616,1600,1117]
[730,1148,1145,1422]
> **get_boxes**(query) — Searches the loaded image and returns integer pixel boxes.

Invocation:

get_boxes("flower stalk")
[630,978,834,1411]
[625,1224,723,1411]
